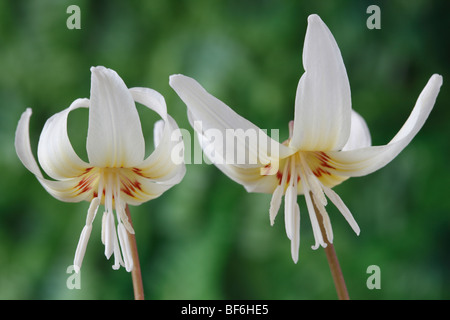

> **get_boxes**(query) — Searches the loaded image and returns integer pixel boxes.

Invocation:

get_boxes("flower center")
[75,167,147,205]
[73,166,140,272]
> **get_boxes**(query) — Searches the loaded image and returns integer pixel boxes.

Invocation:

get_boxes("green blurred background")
[0,0,449,300]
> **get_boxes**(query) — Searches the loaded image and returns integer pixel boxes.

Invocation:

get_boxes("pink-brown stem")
[125,205,144,300]
[312,194,350,300]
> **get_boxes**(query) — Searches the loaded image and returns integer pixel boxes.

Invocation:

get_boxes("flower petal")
[290,14,351,151]
[37,98,90,180]
[170,74,294,166]
[129,87,186,187]
[326,74,443,177]
[15,108,92,202]
[87,66,145,167]
[196,130,280,193]
[341,110,372,151]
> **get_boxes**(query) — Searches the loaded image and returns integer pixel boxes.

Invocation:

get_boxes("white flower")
[169,14,443,263]
[15,66,185,272]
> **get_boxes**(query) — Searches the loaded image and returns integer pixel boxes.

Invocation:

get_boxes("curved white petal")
[37,98,90,180]
[119,167,185,206]
[290,14,351,151]
[87,66,145,168]
[129,87,186,187]
[129,87,168,121]
[15,108,92,202]
[196,130,280,193]
[326,74,443,177]
[153,119,165,148]
[341,110,372,151]
[170,74,294,167]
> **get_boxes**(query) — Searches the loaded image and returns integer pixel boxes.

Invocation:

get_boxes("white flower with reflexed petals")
[170,14,443,263]
[15,66,185,272]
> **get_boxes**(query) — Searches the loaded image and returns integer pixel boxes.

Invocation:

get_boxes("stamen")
[101,211,107,245]
[298,166,326,250]
[299,154,327,206]
[118,222,134,272]
[88,167,140,271]
[269,185,283,226]
[269,157,290,225]
[104,210,115,259]
[284,157,298,240]
[73,224,92,273]
[322,185,360,235]
[291,204,300,264]
[279,157,290,187]
[115,174,135,234]
[312,193,334,243]
[96,170,104,203]
[73,197,101,273]
[289,155,300,263]
[86,197,100,225]
[284,185,295,240]
[111,223,124,270]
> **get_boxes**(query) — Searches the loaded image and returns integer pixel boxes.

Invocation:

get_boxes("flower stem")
[125,205,144,300]
[312,195,350,300]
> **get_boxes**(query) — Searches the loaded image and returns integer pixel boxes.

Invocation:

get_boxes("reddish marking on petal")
[313,168,325,177]
[132,167,151,179]
[315,152,336,170]
[75,168,96,196]
[121,187,133,197]
[318,151,330,160]
[120,173,144,199]
[77,167,93,177]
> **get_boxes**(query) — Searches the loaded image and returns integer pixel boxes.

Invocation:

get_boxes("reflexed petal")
[197,130,280,193]
[129,87,168,121]
[290,14,351,151]
[38,98,90,180]
[153,119,165,148]
[87,66,145,167]
[341,110,372,151]
[130,87,186,187]
[326,74,443,177]
[119,168,185,206]
[169,74,294,166]
[15,108,92,202]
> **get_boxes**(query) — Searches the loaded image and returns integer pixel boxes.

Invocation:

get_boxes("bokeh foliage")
[0,0,449,299]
